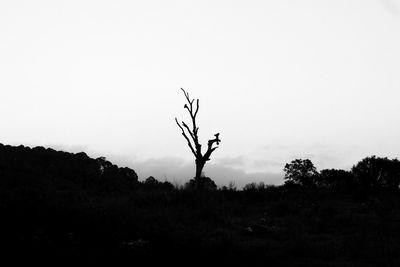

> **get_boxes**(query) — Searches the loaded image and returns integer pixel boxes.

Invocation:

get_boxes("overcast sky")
[1,0,399,187]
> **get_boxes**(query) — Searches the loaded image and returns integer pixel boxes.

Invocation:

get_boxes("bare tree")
[175,88,221,184]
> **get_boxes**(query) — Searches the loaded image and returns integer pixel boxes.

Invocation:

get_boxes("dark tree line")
[283,156,400,191]
[2,141,400,194]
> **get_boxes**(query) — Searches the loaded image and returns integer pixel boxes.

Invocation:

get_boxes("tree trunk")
[195,159,205,180]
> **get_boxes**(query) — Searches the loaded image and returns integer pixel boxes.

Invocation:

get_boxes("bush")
[184,176,217,191]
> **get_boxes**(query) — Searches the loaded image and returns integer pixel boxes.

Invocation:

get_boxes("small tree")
[283,158,318,187]
[175,88,221,186]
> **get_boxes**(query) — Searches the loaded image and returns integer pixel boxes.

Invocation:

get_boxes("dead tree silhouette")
[175,88,221,187]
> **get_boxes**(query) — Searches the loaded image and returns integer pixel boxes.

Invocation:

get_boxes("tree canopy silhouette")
[175,88,221,186]
[317,169,355,191]
[0,143,139,194]
[283,158,318,187]
[351,156,400,189]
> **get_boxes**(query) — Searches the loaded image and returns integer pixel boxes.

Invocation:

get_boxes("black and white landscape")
[1,1,400,266]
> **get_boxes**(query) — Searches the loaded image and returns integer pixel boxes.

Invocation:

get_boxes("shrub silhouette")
[243,182,267,191]
[220,181,237,192]
[184,176,217,191]
[143,176,174,190]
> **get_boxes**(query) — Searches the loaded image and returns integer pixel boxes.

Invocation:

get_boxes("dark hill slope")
[0,143,138,194]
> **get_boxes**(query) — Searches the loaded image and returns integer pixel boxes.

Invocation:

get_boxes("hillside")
[0,143,138,194]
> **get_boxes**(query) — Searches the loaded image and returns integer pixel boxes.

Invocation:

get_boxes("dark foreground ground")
[1,144,400,266]
[2,185,400,266]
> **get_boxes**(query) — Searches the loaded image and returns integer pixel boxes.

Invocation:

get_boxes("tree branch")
[175,117,197,157]
[203,133,221,161]
[181,88,192,109]
[194,99,199,118]
[180,88,202,154]
[182,121,196,144]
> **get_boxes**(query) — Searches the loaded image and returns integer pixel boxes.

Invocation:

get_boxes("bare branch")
[194,99,199,118]
[204,146,218,161]
[184,104,192,116]
[182,121,196,143]
[181,88,196,116]
[203,133,221,161]
[214,133,221,145]
[181,88,191,105]
[175,117,196,157]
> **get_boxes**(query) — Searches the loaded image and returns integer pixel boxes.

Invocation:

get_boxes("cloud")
[252,159,284,169]
[40,142,355,186]
[380,0,400,16]
[261,144,292,151]
[206,162,284,188]
[215,155,284,173]
[215,156,246,168]
[33,144,286,188]
[130,156,284,188]
[132,156,192,182]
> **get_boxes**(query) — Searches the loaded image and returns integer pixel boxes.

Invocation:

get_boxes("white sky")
[1,0,400,186]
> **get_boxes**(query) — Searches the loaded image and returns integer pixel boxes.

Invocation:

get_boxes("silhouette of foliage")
[317,169,355,191]
[283,158,318,187]
[243,182,267,191]
[184,176,217,191]
[0,143,138,194]
[144,176,158,185]
[143,176,174,190]
[220,181,237,192]
[351,156,400,190]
